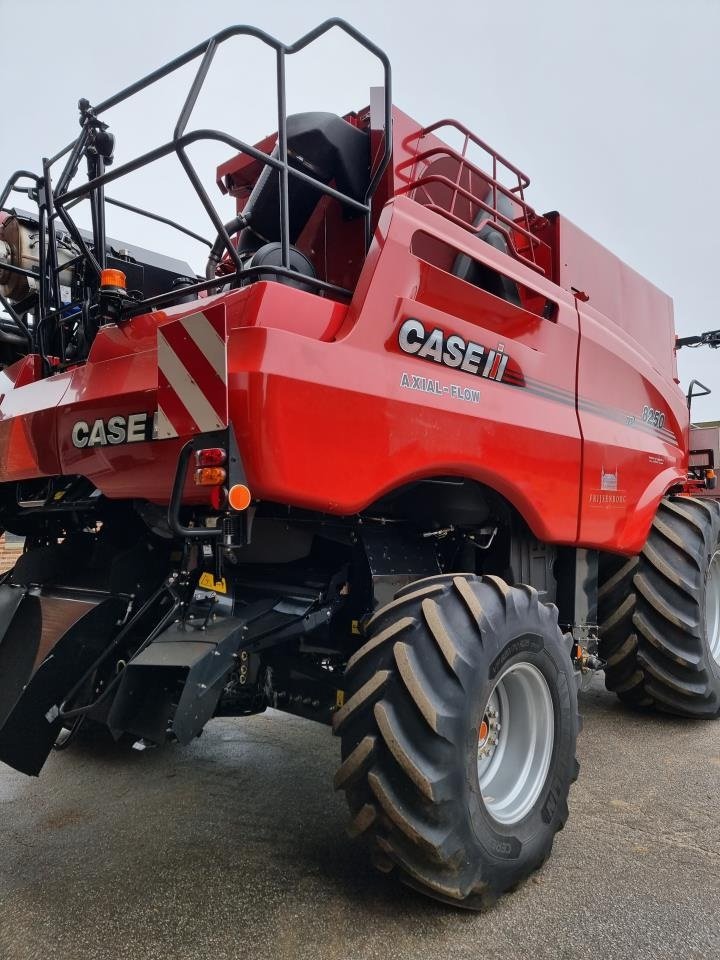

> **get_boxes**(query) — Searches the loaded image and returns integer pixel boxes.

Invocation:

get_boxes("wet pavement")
[1,674,719,960]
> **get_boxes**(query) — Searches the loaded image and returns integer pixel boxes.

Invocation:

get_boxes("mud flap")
[0,585,35,730]
[0,585,127,776]
[107,617,247,745]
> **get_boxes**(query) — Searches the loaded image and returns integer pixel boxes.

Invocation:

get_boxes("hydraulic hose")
[205,214,247,279]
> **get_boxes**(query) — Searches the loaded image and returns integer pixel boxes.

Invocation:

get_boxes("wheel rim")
[707,550,720,665]
[477,661,555,826]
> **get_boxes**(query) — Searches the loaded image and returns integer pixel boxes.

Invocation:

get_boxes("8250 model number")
[641,406,665,430]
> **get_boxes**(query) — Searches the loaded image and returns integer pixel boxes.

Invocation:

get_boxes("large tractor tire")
[598,496,720,718]
[333,574,579,909]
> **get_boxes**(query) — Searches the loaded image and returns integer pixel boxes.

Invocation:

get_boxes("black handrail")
[52,18,391,271]
[0,170,41,208]
[104,197,212,248]
[0,19,392,361]
[168,435,224,539]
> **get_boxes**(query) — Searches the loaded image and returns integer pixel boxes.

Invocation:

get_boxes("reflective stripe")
[160,319,226,423]
[157,330,225,433]
[180,312,227,384]
[156,309,228,437]
[156,403,179,440]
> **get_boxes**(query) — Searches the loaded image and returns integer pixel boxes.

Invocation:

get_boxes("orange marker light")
[100,268,127,290]
[228,483,252,511]
[194,466,226,486]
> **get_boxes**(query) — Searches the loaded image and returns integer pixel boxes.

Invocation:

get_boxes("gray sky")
[2,0,718,419]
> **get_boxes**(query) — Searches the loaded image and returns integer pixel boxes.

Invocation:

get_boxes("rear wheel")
[598,496,720,717]
[333,574,579,909]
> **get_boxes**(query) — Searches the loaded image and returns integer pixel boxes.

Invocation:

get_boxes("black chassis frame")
[0,18,392,370]
[0,454,599,754]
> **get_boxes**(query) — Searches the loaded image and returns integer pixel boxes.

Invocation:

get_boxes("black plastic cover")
[243,112,370,244]
[107,617,249,745]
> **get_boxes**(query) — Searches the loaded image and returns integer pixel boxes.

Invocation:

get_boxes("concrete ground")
[0,674,718,960]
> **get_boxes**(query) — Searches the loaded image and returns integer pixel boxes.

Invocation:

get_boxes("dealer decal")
[588,466,627,506]
[71,412,155,448]
[398,318,510,382]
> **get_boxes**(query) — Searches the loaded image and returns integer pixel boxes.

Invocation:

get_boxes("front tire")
[333,574,579,909]
[598,496,720,718]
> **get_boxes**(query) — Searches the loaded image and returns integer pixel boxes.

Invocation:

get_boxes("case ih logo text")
[398,318,510,382]
[71,413,153,448]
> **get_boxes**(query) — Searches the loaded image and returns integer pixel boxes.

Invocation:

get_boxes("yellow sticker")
[198,572,227,594]
[336,690,345,708]
[351,619,361,636]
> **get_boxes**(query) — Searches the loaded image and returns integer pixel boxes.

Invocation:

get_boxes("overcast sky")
[1,0,718,419]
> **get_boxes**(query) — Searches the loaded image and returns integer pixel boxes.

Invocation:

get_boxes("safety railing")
[0,19,392,361]
[396,119,550,276]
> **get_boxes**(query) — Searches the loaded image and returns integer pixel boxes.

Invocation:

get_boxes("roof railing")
[397,119,550,276]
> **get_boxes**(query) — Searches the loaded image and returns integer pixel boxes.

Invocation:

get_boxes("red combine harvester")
[0,20,718,909]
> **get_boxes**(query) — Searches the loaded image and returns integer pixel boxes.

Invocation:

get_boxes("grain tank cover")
[555,215,676,379]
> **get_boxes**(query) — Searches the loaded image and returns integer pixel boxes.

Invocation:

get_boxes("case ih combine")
[0,20,718,909]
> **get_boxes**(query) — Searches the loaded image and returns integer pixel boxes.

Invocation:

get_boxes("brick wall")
[0,534,24,574]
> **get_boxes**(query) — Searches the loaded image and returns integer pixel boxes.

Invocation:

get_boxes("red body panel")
[0,104,689,555]
[555,217,687,549]
[0,193,687,553]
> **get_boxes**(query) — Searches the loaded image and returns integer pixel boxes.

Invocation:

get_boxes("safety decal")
[198,572,228,594]
[156,309,228,439]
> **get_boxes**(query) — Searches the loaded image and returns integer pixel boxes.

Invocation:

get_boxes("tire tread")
[598,495,720,718]
[335,574,579,908]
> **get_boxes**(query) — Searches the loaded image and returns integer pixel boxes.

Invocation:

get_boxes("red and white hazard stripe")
[156,309,228,439]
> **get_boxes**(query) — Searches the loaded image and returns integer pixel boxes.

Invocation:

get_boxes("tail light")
[194,466,226,486]
[195,447,226,467]
[194,447,227,486]
[209,486,227,510]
